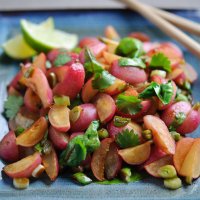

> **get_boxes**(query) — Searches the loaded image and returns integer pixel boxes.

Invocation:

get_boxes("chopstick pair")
[119,0,200,58]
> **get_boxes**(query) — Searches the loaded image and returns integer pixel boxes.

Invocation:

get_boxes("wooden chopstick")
[144,4,200,36]
[120,0,200,58]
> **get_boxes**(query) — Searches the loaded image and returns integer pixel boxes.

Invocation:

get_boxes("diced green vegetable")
[115,129,140,149]
[158,165,177,179]
[72,172,92,185]
[120,168,132,183]
[142,129,152,140]
[53,95,70,106]
[113,116,131,127]
[4,95,23,120]
[185,176,193,185]
[53,53,71,67]
[149,53,171,72]
[116,94,142,115]
[170,131,181,141]
[98,128,109,139]
[164,177,182,190]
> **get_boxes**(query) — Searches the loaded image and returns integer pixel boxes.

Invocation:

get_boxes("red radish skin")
[0,131,19,162]
[144,115,175,155]
[49,126,69,150]
[161,101,192,127]
[48,105,70,132]
[91,138,113,181]
[107,121,143,142]
[105,142,122,180]
[24,67,53,108]
[42,146,59,181]
[24,88,41,112]
[110,60,147,85]
[81,78,98,103]
[144,155,173,177]
[177,109,200,134]
[53,63,85,100]
[79,37,99,48]
[95,93,116,123]
[3,152,42,178]
[116,100,152,122]
[143,42,158,53]
[183,63,198,83]
[70,104,98,132]
[69,132,84,140]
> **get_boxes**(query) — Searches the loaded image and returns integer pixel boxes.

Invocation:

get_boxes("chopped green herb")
[169,112,186,131]
[113,116,131,127]
[116,94,142,115]
[84,48,103,73]
[149,53,171,72]
[72,47,82,54]
[115,129,140,149]
[139,81,173,105]
[116,37,144,58]
[92,71,115,91]
[53,53,71,67]
[4,95,23,120]
[15,127,25,136]
[59,121,100,167]
[34,143,43,153]
[118,57,146,69]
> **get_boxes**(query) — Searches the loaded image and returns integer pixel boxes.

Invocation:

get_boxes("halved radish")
[48,105,70,132]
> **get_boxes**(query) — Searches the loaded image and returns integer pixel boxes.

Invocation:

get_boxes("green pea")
[72,172,92,185]
[120,168,132,183]
[164,177,182,190]
[158,165,177,178]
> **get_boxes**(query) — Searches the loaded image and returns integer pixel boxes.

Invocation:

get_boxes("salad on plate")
[0,18,200,190]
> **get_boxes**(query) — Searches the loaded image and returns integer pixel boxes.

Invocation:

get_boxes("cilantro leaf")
[84,48,103,73]
[149,53,171,72]
[15,127,25,136]
[139,81,173,105]
[116,37,143,58]
[116,94,142,115]
[59,121,100,167]
[4,95,23,120]
[169,112,186,131]
[53,54,71,67]
[115,129,140,148]
[118,57,146,69]
[92,71,115,91]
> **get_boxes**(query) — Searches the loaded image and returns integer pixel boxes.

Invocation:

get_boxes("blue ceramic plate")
[0,10,200,200]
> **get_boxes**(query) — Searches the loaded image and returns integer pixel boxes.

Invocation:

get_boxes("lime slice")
[21,19,78,52]
[2,35,36,60]
[2,17,54,60]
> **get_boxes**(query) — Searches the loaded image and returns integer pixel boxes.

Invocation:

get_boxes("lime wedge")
[2,35,36,60]
[2,17,54,60]
[21,19,78,52]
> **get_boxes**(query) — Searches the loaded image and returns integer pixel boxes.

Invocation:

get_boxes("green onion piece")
[158,165,177,179]
[170,131,181,141]
[120,168,132,183]
[142,130,152,140]
[53,95,70,106]
[98,128,109,139]
[72,172,92,185]
[113,116,131,127]
[164,177,182,190]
